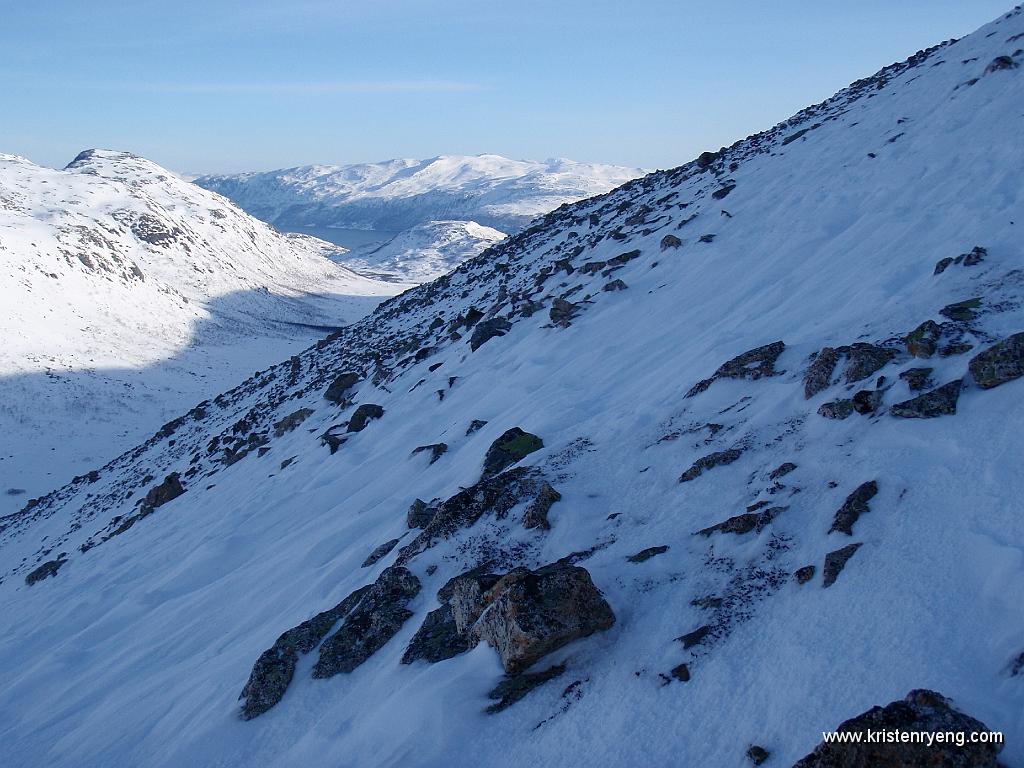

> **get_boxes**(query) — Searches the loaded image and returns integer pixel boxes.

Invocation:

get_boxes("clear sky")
[0,0,1014,174]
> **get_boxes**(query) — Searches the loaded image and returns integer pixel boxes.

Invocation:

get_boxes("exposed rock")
[473,562,615,674]
[361,538,400,568]
[696,150,719,168]
[822,543,863,588]
[829,481,878,535]
[679,448,744,482]
[711,183,736,199]
[486,664,566,714]
[313,566,421,678]
[522,481,561,530]
[939,342,974,357]
[818,399,854,420]
[25,554,68,586]
[933,257,954,275]
[411,443,448,464]
[660,234,682,250]
[550,298,579,327]
[347,403,384,433]
[792,689,1003,766]
[969,332,1024,389]
[470,317,513,351]
[890,379,962,418]
[602,279,628,292]
[442,568,503,633]
[935,246,986,275]
[769,462,797,481]
[482,427,544,478]
[687,341,785,397]
[747,745,770,765]
[678,625,713,649]
[401,604,474,665]
[851,388,883,415]
[804,347,841,398]
[239,584,370,719]
[606,249,642,267]
[670,663,691,682]
[696,506,784,537]
[985,54,1018,74]
[141,472,185,511]
[324,372,361,404]
[906,320,942,358]
[805,344,896,397]
[794,565,816,585]
[899,367,934,391]
[940,298,982,322]
[466,419,488,435]
[1010,651,1024,677]
[320,424,349,454]
[627,545,669,563]
[273,408,314,438]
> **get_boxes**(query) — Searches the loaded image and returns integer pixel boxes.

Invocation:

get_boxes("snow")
[0,150,408,516]
[2,8,1024,768]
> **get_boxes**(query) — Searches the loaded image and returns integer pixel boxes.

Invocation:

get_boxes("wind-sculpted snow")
[1,8,1024,767]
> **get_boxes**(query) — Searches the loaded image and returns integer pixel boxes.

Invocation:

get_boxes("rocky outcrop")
[660,234,682,250]
[905,320,942,358]
[818,399,854,420]
[324,372,361,404]
[470,317,512,351]
[687,341,785,397]
[792,689,1003,767]
[486,664,566,714]
[273,407,314,437]
[361,538,400,567]
[940,298,982,322]
[899,367,934,391]
[679,448,743,482]
[411,443,448,464]
[481,427,543,478]
[696,506,785,537]
[347,403,384,433]
[406,498,437,529]
[473,562,615,675]
[549,298,580,327]
[312,566,421,678]
[627,545,669,563]
[401,604,473,665]
[142,472,185,510]
[935,245,986,275]
[602,278,628,292]
[320,425,349,453]
[804,343,896,398]
[822,543,863,588]
[829,481,878,535]
[25,554,68,586]
[969,332,1024,389]
[890,379,962,418]
[522,482,561,530]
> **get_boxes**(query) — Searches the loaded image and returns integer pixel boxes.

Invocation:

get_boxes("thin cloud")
[100,80,489,95]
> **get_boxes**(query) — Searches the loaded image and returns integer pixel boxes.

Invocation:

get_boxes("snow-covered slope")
[338,220,507,282]
[0,150,405,516]
[3,9,1024,768]
[194,155,645,233]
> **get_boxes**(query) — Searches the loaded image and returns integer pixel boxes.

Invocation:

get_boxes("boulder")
[466,419,488,435]
[550,298,579,327]
[829,481,878,536]
[320,425,349,454]
[660,234,682,250]
[470,317,513,352]
[361,538,400,568]
[442,568,503,633]
[804,344,896,398]
[482,428,543,478]
[324,372,361,404]
[940,298,982,322]
[818,399,854,420]
[769,462,798,480]
[890,379,962,418]
[142,472,185,511]
[792,689,1003,767]
[273,408,314,438]
[486,664,566,714]
[679,448,743,482]
[969,332,1024,389]
[406,498,437,529]
[794,565,816,585]
[905,320,942,358]
[627,545,670,563]
[822,542,862,588]
[851,389,883,415]
[688,341,785,397]
[678,624,713,649]
[602,279,628,292]
[747,746,769,765]
[473,562,615,674]
[411,443,448,464]
[696,506,785,537]
[522,481,561,530]
[804,347,841,398]
[899,367,934,392]
[670,663,691,682]
[347,403,384,433]
[25,554,68,586]
[401,604,474,665]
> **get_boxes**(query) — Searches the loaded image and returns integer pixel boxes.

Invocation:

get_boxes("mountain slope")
[0,150,405,515]
[194,154,645,233]
[2,9,1024,768]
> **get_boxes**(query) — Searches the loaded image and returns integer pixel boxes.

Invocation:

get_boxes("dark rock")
[361,538,400,568]
[940,298,982,322]
[660,234,682,250]
[486,664,566,714]
[829,481,878,535]
[1010,651,1024,677]
[324,372,361,404]
[347,403,384,433]
[822,543,863,588]
[934,257,955,275]
[670,663,691,682]
[550,298,579,327]
[579,260,607,274]
[818,399,854,420]
[794,565,816,585]
[678,625,713,649]
[939,342,974,357]
[470,317,513,351]
[906,320,942,358]
[602,279,628,292]
[411,443,448,464]
[769,462,797,480]
[466,419,488,435]
[696,506,784,537]
[747,745,769,765]
[698,233,716,243]
[969,332,1024,389]
[320,425,348,453]
[792,689,1003,767]
[142,472,185,510]
[442,568,503,632]
[890,379,962,418]
[962,245,987,266]
[985,54,1018,74]
[851,389,883,415]
[687,341,785,397]
[680,448,743,482]
[273,408,314,438]
[239,584,370,719]
[313,566,421,678]
[523,482,561,530]
[473,562,615,675]
[804,347,840,398]
[482,427,543,478]
[899,367,934,391]
[25,554,68,586]
[406,498,437,529]
[627,545,669,563]
[843,343,897,383]
[401,604,474,664]
[696,150,719,168]
[606,249,642,267]
[711,183,736,200]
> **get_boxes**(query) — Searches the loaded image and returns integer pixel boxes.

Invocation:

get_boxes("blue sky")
[0,0,1013,173]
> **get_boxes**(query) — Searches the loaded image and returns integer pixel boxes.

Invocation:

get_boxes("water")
[284,226,399,250]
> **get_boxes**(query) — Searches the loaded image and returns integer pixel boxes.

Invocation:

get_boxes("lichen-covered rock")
[792,689,1003,767]
[829,481,878,535]
[679,448,743,482]
[696,506,785,537]
[401,604,474,665]
[687,341,785,397]
[804,347,840,398]
[406,498,437,529]
[273,407,314,437]
[470,317,512,351]
[969,332,1024,389]
[851,389,883,415]
[804,343,896,398]
[142,472,185,510]
[347,403,384,433]
[442,568,503,633]
[473,562,615,675]
[890,379,962,418]
[818,399,854,420]
[324,371,361,404]
[361,538,400,568]
[25,554,68,586]
[905,320,942,358]
[899,367,934,391]
[549,298,579,327]
[602,279,628,292]
[822,542,863,588]
[522,481,561,530]
[660,234,682,250]
[940,297,982,322]
[482,427,543,478]
[313,566,421,678]
[411,443,448,464]
[486,664,566,714]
